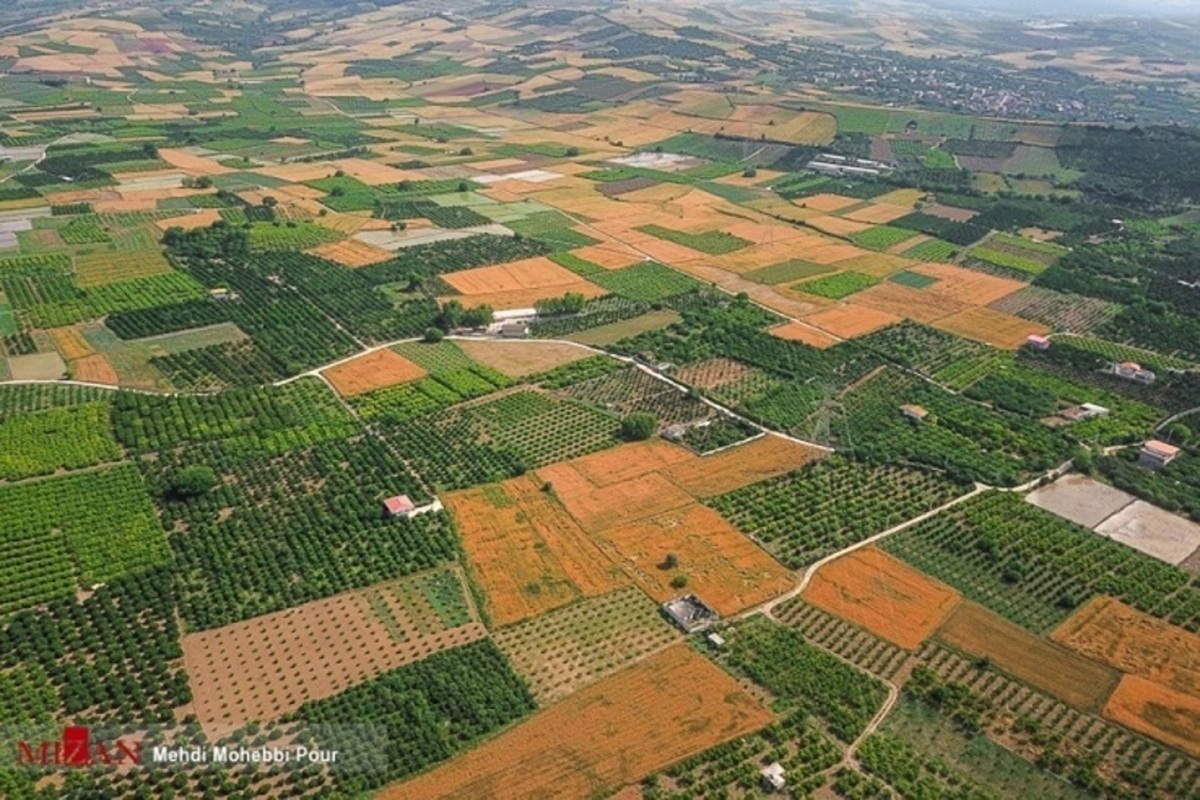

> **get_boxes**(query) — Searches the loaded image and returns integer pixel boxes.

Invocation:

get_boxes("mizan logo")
[17,727,142,768]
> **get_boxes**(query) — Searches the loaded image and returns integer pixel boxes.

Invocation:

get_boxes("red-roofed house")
[383,494,417,518]
[1138,440,1181,470]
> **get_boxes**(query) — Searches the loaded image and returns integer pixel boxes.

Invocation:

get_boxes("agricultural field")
[381,645,773,800]
[183,567,485,736]
[493,585,678,704]
[802,547,962,650]
[708,456,972,568]
[3,4,1200,799]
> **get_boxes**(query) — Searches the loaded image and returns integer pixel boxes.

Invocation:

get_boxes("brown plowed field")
[446,475,629,626]
[49,326,94,360]
[842,203,910,224]
[551,439,694,488]
[1103,675,1200,757]
[803,547,960,650]
[71,354,119,385]
[1051,595,1200,699]
[182,568,485,739]
[805,304,902,338]
[662,435,824,497]
[597,504,792,615]
[935,601,1119,712]
[379,644,774,800]
[322,349,426,397]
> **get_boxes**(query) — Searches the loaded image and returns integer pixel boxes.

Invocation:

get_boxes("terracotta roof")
[383,495,416,514]
[1143,440,1180,457]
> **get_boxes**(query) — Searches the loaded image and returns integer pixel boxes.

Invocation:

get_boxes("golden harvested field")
[932,306,1050,349]
[935,601,1119,712]
[852,282,968,323]
[442,256,606,309]
[909,262,1027,305]
[329,156,410,185]
[597,504,793,615]
[380,645,774,800]
[842,203,911,225]
[805,304,902,338]
[70,354,119,385]
[796,193,859,213]
[315,211,371,235]
[322,349,426,396]
[873,188,923,207]
[569,243,644,269]
[1103,676,1200,758]
[831,252,915,278]
[256,162,339,183]
[155,209,223,231]
[661,435,825,498]
[537,465,695,533]
[48,326,94,360]
[182,568,486,738]
[455,339,591,378]
[804,547,961,650]
[1051,596,1200,699]
[156,148,232,175]
[768,321,841,348]
[306,237,393,267]
[446,476,629,627]
[807,215,873,237]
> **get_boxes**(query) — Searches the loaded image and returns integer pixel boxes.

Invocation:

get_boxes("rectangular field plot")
[934,601,1119,712]
[446,475,630,626]
[708,457,972,568]
[883,491,1200,635]
[0,401,121,481]
[559,365,715,428]
[380,645,773,800]
[182,567,486,738]
[1051,596,1200,700]
[879,698,1093,800]
[1103,676,1200,758]
[493,585,678,704]
[988,286,1120,334]
[803,547,961,650]
[1026,474,1136,528]
[1095,501,1200,566]
[0,465,168,615]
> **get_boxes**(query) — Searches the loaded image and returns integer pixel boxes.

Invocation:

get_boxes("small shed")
[500,320,530,339]
[705,632,725,649]
[900,404,929,423]
[1139,440,1181,470]
[382,494,417,518]
[760,762,786,792]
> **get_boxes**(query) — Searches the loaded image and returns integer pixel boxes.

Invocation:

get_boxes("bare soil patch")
[456,339,591,378]
[1025,474,1136,528]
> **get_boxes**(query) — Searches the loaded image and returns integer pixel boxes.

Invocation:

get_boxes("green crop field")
[635,224,751,254]
[794,270,878,298]
[849,225,919,251]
